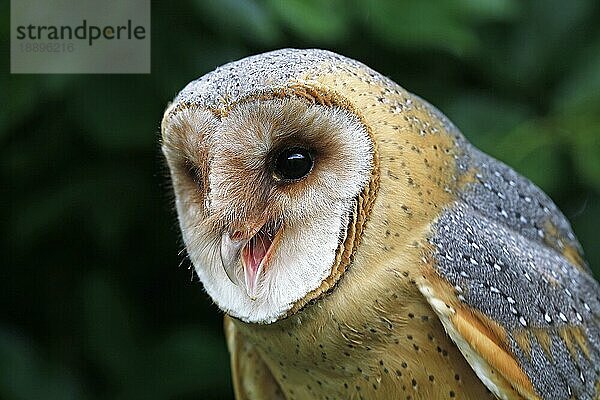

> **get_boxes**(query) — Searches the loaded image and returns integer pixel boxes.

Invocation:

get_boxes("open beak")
[219,221,282,300]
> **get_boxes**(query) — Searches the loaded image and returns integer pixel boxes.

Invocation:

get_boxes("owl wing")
[224,316,286,400]
[417,148,600,400]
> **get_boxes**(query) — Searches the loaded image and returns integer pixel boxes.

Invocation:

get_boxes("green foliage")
[2,0,599,398]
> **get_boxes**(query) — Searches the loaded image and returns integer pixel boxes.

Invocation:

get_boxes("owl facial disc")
[162,90,375,323]
[220,221,283,299]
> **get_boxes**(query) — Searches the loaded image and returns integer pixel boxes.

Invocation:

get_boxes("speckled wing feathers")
[425,142,600,399]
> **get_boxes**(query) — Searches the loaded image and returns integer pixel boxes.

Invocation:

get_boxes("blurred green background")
[2,0,599,399]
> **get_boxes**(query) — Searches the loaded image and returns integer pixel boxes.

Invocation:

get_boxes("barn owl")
[161,49,600,400]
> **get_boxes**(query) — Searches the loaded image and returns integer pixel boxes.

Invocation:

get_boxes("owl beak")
[219,233,248,287]
[220,222,282,300]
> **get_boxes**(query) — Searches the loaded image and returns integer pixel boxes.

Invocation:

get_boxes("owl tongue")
[241,227,274,299]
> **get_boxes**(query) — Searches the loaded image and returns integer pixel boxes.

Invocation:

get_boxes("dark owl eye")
[273,147,314,181]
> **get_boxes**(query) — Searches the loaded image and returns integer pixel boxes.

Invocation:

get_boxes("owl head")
[161,50,380,323]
